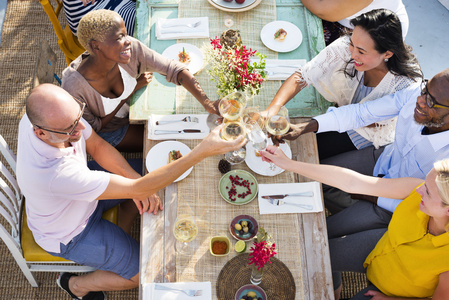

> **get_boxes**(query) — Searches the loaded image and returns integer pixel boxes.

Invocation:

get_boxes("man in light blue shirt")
[279,68,449,227]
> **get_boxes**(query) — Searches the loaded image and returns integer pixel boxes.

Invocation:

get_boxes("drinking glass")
[173,214,199,255]
[242,107,265,130]
[266,106,290,137]
[218,91,247,121]
[246,120,276,171]
[220,120,247,164]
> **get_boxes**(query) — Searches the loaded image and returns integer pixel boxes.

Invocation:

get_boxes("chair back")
[38,0,85,65]
[0,135,23,252]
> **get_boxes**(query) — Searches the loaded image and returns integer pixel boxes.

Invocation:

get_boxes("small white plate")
[161,43,204,75]
[211,0,256,9]
[145,141,193,182]
[245,140,292,176]
[260,21,303,53]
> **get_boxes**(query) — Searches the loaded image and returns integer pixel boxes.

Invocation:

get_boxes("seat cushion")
[22,206,118,262]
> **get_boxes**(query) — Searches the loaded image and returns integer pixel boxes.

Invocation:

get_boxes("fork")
[156,116,199,125]
[161,20,201,28]
[154,284,203,297]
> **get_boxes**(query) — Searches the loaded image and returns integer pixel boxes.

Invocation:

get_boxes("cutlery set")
[261,191,315,210]
[154,116,202,135]
[154,284,203,297]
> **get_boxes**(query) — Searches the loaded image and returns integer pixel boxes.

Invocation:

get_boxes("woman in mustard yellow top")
[261,146,449,300]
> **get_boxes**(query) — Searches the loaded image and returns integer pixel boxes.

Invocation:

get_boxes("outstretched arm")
[260,145,422,200]
[263,71,307,116]
[178,70,219,115]
[96,125,246,207]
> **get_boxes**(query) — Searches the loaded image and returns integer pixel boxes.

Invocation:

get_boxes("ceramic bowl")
[235,284,267,300]
[210,236,231,257]
[230,215,258,241]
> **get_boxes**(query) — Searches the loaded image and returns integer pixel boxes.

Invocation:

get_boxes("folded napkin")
[144,282,212,300]
[258,182,323,214]
[264,59,307,80]
[148,114,210,140]
[156,17,209,40]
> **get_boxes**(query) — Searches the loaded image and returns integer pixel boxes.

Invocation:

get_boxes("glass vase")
[250,264,263,285]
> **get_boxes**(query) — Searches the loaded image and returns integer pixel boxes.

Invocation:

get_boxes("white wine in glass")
[218,91,247,120]
[220,120,247,164]
[220,121,246,141]
[173,214,198,254]
[266,106,290,136]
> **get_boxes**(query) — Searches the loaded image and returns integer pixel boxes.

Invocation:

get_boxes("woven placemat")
[216,253,295,300]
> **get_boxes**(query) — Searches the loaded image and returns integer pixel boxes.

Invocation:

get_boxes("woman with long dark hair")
[264,9,422,159]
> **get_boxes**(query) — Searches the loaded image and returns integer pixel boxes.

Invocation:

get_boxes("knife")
[261,191,314,199]
[264,198,313,210]
[154,129,202,134]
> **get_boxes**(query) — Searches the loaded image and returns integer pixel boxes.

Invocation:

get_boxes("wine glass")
[220,120,247,164]
[266,105,290,137]
[243,107,265,130]
[246,120,276,171]
[173,214,198,255]
[218,91,247,120]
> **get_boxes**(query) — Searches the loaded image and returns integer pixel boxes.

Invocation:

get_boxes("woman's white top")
[101,65,137,118]
[300,35,417,148]
[338,0,409,39]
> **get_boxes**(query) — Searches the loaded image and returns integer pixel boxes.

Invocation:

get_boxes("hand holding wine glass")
[266,105,290,136]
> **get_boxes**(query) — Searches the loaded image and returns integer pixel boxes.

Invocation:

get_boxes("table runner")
[175,0,282,114]
[172,1,305,298]
[175,140,304,299]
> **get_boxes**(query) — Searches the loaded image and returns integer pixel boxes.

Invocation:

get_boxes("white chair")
[0,134,117,287]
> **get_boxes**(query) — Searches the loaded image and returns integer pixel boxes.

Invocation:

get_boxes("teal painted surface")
[131,0,328,121]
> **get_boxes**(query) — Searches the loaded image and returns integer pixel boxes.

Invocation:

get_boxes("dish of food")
[230,215,258,241]
[218,170,258,205]
[207,0,261,12]
[211,0,255,9]
[178,47,191,65]
[260,21,303,52]
[245,139,292,176]
[146,141,192,182]
[162,43,203,74]
[210,236,231,256]
[274,28,287,41]
[235,284,267,300]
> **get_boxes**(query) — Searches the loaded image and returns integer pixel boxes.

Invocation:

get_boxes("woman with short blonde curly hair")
[61,10,219,152]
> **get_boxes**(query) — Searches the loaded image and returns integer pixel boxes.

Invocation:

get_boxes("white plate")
[145,141,193,182]
[161,43,204,75]
[211,0,256,9]
[245,140,292,176]
[260,21,303,53]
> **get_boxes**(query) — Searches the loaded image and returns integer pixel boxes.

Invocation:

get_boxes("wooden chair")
[0,135,118,287]
[38,0,85,65]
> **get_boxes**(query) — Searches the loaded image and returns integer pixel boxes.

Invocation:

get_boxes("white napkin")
[264,59,307,80]
[156,17,209,40]
[258,182,323,214]
[144,282,212,300]
[148,114,210,140]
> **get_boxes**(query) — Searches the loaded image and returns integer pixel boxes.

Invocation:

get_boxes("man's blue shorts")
[47,199,139,280]
[97,125,128,147]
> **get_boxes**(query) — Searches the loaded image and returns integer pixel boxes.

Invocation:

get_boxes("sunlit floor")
[404,0,449,78]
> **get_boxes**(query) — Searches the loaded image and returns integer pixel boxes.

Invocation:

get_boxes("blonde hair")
[434,160,449,206]
[77,9,122,53]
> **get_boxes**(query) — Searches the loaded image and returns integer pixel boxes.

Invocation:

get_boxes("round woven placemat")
[216,253,296,299]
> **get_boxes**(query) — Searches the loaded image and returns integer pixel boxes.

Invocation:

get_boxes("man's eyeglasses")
[421,79,449,110]
[34,98,86,136]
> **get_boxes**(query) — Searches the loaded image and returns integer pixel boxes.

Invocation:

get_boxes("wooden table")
[139,118,333,299]
[133,0,333,298]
